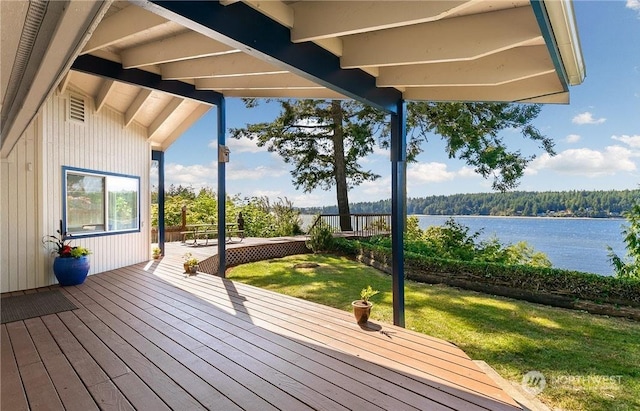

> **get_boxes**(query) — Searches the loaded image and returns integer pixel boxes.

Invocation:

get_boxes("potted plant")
[42,226,91,286]
[352,285,379,324]
[182,252,199,274]
[152,246,161,259]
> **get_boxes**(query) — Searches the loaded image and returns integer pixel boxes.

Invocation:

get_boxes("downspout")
[390,100,407,327]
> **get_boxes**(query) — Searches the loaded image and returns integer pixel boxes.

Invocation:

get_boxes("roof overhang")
[1,0,586,157]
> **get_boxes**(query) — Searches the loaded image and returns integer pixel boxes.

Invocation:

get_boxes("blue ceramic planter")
[53,256,90,286]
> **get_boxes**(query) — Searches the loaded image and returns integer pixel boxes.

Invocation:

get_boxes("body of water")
[303,214,628,276]
[415,216,625,276]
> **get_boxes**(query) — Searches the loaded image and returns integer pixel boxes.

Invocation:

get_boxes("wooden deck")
[1,254,523,410]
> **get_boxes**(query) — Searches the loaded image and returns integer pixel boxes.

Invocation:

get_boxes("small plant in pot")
[352,285,379,324]
[42,226,91,286]
[152,246,161,259]
[182,252,199,274]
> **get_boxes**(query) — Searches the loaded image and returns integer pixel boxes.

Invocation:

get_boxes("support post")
[390,100,407,327]
[217,98,227,276]
[152,150,165,255]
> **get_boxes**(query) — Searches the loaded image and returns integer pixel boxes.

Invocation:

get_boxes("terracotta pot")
[184,263,190,273]
[352,300,373,324]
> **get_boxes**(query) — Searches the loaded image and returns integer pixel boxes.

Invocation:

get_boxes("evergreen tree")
[231,99,551,230]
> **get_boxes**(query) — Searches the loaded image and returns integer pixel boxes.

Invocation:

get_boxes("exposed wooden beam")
[82,5,169,54]
[124,89,153,127]
[57,73,71,93]
[220,89,345,99]
[341,7,542,68]
[402,72,564,102]
[71,55,222,106]
[377,46,554,87]
[244,1,293,27]
[95,79,116,113]
[161,104,211,150]
[195,73,322,90]
[291,0,472,41]
[121,31,238,68]
[148,97,184,140]
[140,0,401,114]
[161,53,287,80]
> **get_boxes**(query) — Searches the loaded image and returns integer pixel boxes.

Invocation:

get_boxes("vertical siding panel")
[1,158,8,291]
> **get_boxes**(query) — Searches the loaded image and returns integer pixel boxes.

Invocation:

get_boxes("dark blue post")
[390,100,407,327]
[217,98,227,276]
[152,150,165,255]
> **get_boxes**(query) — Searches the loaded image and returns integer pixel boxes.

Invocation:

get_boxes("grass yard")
[228,254,640,411]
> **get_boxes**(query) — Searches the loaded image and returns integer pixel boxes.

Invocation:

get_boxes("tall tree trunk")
[331,100,353,231]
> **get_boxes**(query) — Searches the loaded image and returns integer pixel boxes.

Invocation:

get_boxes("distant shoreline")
[409,214,625,220]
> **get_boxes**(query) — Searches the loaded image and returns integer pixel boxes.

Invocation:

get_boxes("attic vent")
[68,95,85,123]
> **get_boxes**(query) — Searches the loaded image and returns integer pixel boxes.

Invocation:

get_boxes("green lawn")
[228,254,640,411]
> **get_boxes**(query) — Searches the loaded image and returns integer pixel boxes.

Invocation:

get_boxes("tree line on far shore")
[300,189,640,218]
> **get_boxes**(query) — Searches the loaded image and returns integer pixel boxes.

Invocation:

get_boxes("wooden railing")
[309,214,391,237]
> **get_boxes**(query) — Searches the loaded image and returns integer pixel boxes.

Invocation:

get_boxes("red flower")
[61,245,72,256]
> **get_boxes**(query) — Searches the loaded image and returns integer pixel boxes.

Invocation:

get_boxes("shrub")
[335,238,640,308]
[306,218,335,253]
[608,202,640,279]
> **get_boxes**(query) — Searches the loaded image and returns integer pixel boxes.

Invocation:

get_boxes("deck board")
[1,252,523,410]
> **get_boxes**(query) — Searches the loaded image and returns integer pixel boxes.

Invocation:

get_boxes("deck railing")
[309,213,391,237]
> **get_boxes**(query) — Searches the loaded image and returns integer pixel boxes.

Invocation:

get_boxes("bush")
[306,219,335,253]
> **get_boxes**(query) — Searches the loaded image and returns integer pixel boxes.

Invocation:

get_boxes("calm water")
[303,215,628,276]
[415,216,626,276]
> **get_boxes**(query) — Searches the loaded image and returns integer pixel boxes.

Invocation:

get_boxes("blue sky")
[164,1,640,208]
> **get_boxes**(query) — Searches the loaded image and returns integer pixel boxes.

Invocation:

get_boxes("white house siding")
[1,118,42,292]
[1,89,151,292]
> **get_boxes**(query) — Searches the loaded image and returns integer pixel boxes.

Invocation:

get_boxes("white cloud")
[565,134,581,143]
[529,146,638,177]
[627,0,640,12]
[165,163,217,189]
[407,162,456,183]
[612,134,640,148]
[355,176,392,199]
[209,137,266,154]
[227,164,287,181]
[164,161,288,189]
[572,112,606,125]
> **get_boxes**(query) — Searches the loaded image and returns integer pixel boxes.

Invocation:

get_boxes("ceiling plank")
[377,46,554,87]
[220,89,345,99]
[291,0,473,42]
[121,31,238,68]
[95,79,116,113]
[161,53,288,80]
[139,0,401,114]
[82,5,169,54]
[148,97,184,140]
[403,72,564,102]
[71,54,222,106]
[195,73,322,90]
[125,89,153,127]
[341,6,542,68]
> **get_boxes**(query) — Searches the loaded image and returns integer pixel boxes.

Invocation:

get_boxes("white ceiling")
[1,0,585,155]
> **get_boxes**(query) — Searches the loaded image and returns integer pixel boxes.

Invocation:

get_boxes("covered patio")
[2,255,524,410]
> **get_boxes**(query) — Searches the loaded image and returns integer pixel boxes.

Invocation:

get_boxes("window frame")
[62,166,141,237]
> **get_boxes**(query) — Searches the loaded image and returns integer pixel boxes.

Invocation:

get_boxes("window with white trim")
[63,167,140,236]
